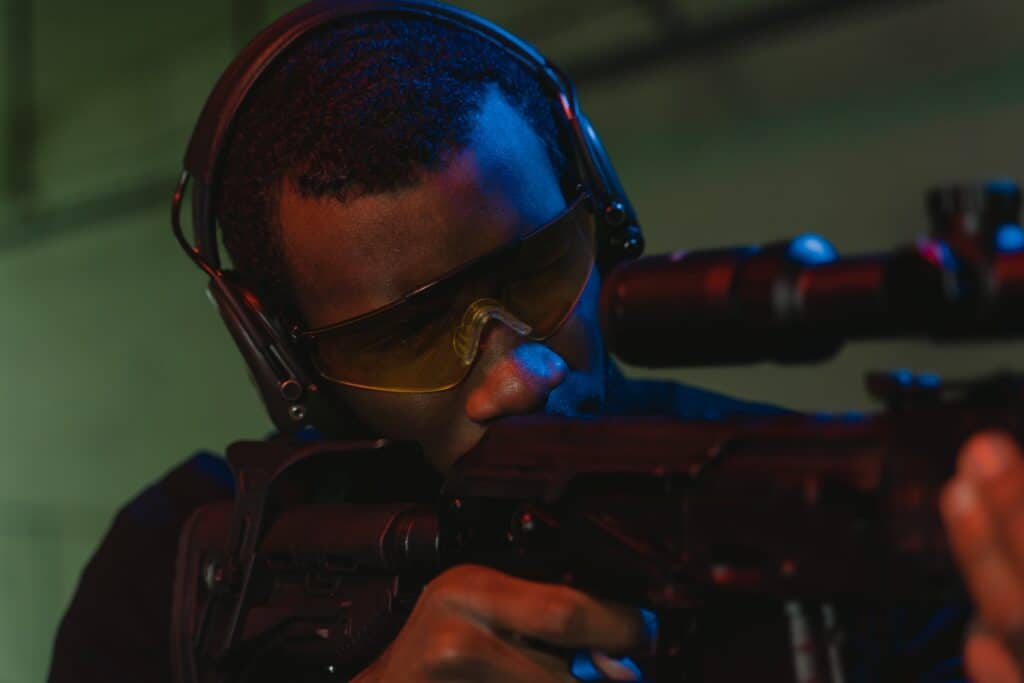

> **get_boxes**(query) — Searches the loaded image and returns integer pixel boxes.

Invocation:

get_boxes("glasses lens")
[305,196,595,392]
[310,272,491,392]
[502,199,596,336]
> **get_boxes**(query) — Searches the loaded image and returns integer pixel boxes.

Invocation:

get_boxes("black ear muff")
[173,168,344,436]
[205,274,333,434]
[578,112,644,271]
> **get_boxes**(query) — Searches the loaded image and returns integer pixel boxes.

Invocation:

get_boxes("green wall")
[589,0,1024,408]
[1,0,1023,679]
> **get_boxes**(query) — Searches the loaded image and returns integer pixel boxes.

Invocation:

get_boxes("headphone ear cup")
[579,113,634,218]
[205,275,328,435]
[578,113,644,270]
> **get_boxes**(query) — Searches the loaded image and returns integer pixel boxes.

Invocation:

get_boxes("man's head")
[217,16,609,470]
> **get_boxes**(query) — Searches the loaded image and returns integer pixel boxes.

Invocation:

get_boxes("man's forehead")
[278,84,567,328]
[279,152,533,326]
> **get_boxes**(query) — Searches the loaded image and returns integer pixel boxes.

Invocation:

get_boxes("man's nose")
[464,320,568,423]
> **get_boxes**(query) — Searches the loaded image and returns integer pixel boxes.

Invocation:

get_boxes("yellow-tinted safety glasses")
[297,194,596,392]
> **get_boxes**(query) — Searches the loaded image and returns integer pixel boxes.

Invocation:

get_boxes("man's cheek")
[548,271,604,372]
[335,387,453,441]
[549,310,602,372]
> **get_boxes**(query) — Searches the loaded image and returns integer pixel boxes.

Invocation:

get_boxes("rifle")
[171,181,1024,682]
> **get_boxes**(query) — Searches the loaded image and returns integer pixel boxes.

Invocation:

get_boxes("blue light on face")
[916,372,941,389]
[996,223,1024,253]
[787,233,838,266]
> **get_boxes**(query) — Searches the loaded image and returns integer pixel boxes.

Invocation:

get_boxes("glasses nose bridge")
[453,298,532,365]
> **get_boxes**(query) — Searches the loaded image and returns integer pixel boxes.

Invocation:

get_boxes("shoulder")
[125,451,235,527]
[49,451,234,683]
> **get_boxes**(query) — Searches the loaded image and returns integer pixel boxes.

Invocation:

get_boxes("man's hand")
[942,431,1024,682]
[351,564,649,682]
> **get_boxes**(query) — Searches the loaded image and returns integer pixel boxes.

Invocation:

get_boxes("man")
[51,13,771,682]
[46,5,1024,683]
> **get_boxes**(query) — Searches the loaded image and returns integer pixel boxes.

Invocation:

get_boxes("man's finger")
[960,433,1024,574]
[941,475,1024,634]
[590,651,643,681]
[506,633,590,683]
[435,565,649,653]
[419,615,573,683]
[965,630,1023,683]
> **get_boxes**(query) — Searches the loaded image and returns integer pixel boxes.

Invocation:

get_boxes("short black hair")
[216,15,570,324]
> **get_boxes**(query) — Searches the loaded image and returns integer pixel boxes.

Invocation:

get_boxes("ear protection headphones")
[172,0,644,436]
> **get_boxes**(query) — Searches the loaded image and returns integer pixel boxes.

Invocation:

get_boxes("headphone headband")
[185,0,551,185]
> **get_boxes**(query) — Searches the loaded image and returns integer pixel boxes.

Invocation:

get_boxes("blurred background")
[2,0,1023,678]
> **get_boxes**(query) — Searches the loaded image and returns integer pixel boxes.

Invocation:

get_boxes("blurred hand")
[941,432,1024,683]
[351,564,650,682]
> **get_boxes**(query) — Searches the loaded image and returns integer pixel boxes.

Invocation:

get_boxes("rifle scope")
[601,179,1024,366]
